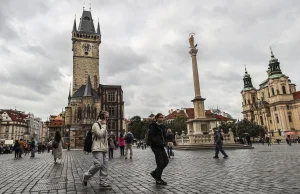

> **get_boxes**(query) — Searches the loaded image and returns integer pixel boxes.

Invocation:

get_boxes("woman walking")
[53,131,63,163]
[119,133,125,156]
[148,113,169,185]
[166,129,174,158]
[14,140,20,159]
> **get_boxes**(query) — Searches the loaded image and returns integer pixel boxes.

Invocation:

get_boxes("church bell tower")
[72,9,101,94]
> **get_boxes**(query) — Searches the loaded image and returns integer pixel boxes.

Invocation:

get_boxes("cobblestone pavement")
[0,144,300,194]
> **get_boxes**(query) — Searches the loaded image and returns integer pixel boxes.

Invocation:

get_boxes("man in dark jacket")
[213,128,228,159]
[148,113,169,185]
[30,138,36,158]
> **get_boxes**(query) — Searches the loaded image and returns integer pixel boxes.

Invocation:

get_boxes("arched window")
[87,104,91,118]
[77,107,82,120]
[282,86,286,94]
[271,88,275,96]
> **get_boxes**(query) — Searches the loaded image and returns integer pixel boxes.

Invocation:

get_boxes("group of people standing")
[13,138,36,158]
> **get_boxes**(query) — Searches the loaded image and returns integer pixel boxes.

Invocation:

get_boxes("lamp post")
[45,119,50,142]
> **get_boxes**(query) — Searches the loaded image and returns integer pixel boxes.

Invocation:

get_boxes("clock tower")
[72,9,101,94]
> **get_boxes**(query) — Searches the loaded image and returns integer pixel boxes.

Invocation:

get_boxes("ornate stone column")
[188,34,206,119]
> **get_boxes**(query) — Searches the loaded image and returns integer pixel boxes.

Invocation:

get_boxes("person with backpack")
[124,131,134,159]
[147,113,169,185]
[213,128,228,159]
[53,131,63,163]
[82,111,111,190]
[119,133,125,156]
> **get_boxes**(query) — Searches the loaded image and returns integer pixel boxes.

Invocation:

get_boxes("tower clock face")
[82,43,91,55]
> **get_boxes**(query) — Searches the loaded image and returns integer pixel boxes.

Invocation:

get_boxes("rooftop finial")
[89,2,91,11]
[244,64,248,73]
[270,46,274,57]
[83,1,85,10]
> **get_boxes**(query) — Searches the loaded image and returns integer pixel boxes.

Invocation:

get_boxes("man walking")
[124,131,134,159]
[82,111,111,190]
[213,128,228,159]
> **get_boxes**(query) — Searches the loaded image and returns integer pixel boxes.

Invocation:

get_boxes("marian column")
[188,34,206,119]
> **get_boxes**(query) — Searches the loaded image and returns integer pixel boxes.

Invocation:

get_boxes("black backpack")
[52,141,59,149]
[84,130,93,153]
[125,133,133,144]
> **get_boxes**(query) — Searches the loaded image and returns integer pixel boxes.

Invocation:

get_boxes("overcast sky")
[1,0,300,121]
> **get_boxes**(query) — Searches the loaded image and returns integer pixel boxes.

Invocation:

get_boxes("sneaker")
[213,156,219,159]
[125,157,127,159]
[99,184,112,190]
[223,156,229,159]
[156,179,167,185]
[82,175,87,186]
[130,157,132,159]
[150,171,157,180]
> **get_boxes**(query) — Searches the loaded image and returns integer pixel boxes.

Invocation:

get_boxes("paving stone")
[1,144,300,193]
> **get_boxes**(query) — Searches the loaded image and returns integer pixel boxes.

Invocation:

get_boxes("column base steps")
[173,144,254,150]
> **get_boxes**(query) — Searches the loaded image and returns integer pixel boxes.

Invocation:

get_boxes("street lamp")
[45,119,50,142]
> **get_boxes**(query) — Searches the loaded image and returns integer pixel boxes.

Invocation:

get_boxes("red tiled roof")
[6,110,28,122]
[164,108,234,121]
[293,91,300,100]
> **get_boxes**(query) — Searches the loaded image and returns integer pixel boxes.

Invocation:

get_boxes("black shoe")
[125,157,127,159]
[130,157,132,159]
[150,171,157,180]
[213,156,219,159]
[156,179,167,185]
[82,175,87,186]
[223,156,228,159]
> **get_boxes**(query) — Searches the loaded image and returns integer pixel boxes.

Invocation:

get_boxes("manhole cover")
[31,183,65,191]
[38,177,67,184]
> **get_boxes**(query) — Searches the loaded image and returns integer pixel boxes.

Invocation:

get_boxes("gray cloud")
[1,0,300,121]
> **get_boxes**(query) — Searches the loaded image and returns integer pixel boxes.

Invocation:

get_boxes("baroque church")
[65,9,124,148]
[241,48,300,141]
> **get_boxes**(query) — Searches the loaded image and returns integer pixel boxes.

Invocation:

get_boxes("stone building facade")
[241,48,300,141]
[65,9,124,148]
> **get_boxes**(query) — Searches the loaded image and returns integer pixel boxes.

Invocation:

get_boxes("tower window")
[260,116,264,125]
[282,86,286,94]
[108,107,115,117]
[107,92,116,102]
[270,120,272,124]
[287,105,290,110]
[288,115,292,122]
[276,117,279,123]
[271,88,275,96]
[277,90,280,94]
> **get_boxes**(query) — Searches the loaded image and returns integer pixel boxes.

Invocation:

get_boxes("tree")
[217,121,236,134]
[235,119,266,139]
[164,115,187,135]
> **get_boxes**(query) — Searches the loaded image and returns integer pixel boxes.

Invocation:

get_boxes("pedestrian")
[266,136,271,146]
[30,138,36,158]
[14,140,20,159]
[246,134,252,147]
[286,135,292,146]
[213,128,228,159]
[47,139,52,153]
[19,139,24,158]
[82,111,111,190]
[124,131,134,159]
[108,136,115,159]
[166,128,174,158]
[53,131,63,163]
[148,113,169,185]
[119,133,125,156]
[67,142,70,151]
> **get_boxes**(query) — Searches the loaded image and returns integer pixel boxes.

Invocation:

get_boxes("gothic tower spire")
[72,15,77,32]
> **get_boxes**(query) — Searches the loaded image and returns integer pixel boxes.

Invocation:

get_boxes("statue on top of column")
[189,33,195,48]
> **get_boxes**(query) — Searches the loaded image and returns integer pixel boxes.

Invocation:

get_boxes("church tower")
[72,9,101,94]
